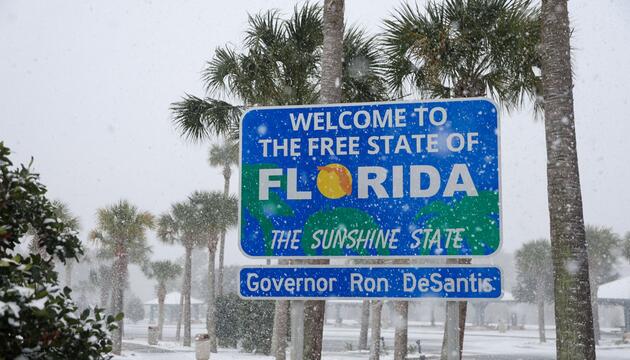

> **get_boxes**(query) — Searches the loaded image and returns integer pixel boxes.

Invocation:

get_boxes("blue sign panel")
[239,98,500,257]
[239,266,502,299]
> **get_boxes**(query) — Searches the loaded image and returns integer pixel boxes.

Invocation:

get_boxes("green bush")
[125,295,145,324]
[0,142,118,359]
[216,293,241,348]
[215,293,274,354]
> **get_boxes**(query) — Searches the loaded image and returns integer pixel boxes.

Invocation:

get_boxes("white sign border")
[237,97,503,259]
[237,264,505,301]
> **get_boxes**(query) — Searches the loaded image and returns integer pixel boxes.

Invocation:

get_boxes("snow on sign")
[239,98,500,258]
[239,266,503,299]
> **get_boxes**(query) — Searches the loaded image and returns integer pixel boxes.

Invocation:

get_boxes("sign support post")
[444,302,461,360]
[290,300,304,360]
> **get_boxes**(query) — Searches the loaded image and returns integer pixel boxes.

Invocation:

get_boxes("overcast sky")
[1,0,629,295]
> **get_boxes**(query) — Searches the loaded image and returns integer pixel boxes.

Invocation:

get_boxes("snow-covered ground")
[117,322,630,360]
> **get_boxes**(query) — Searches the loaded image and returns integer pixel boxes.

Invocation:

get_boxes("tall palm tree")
[145,260,182,341]
[51,201,81,287]
[540,0,596,357]
[382,1,540,357]
[369,300,384,360]
[171,5,387,360]
[302,2,346,359]
[29,200,81,280]
[157,200,206,347]
[90,200,154,355]
[207,141,239,297]
[171,2,387,143]
[514,239,553,343]
[189,191,237,353]
[94,264,113,309]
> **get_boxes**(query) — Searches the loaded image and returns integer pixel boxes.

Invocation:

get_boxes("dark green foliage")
[125,295,145,324]
[585,225,621,287]
[145,260,182,287]
[215,293,275,354]
[239,298,275,354]
[215,294,240,348]
[0,142,117,359]
[382,0,541,108]
[513,239,554,303]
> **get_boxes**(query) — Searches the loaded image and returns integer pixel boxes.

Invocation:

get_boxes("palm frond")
[382,0,541,109]
[203,46,241,95]
[244,10,285,50]
[171,95,243,143]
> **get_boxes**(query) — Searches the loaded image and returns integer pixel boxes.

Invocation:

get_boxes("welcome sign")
[239,98,501,258]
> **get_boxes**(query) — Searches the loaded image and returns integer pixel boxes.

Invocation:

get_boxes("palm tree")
[94,264,113,309]
[189,191,237,353]
[90,200,154,355]
[157,200,206,347]
[207,141,239,297]
[540,0,596,357]
[514,240,554,343]
[145,260,182,340]
[369,300,384,360]
[171,5,386,360]
[382,0,540,103]
[171,2,387,143]
[29,200,81,284]
[51,201,81,287]
[303,2,346,359]
[585,226,621,343]
[382,1,540,357]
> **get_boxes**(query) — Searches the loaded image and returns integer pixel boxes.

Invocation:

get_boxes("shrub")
[215,293,274,354]
[0,142,118,359]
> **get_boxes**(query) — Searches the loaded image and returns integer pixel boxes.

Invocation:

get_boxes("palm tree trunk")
[111,253,127,355]
[303,294,327,360]
[100,285,109,309]
[536,284,546,343]
[302,2,345,359]
[369,300,383,360]
[183,246,192,347]
[591,284,601,344]
[217,169,230,297]
[175,285,183,341]
[217,230,226,297]
[157,283,167,341]
[207,244,218,352]
[393,300,408,360]
[272,260,290,359]
[540,1,596,359]
[358,300,370,350]
[65,260,73,288]
[441,258,470,359]
[273,300,290,360]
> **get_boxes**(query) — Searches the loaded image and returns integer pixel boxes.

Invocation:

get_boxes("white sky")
[1,0,629,273]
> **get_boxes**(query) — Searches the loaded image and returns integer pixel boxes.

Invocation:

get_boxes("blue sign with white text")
[239,98,500,257]
[239,266,502,299]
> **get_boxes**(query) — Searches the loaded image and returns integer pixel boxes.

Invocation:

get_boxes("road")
[123,322,629,359]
